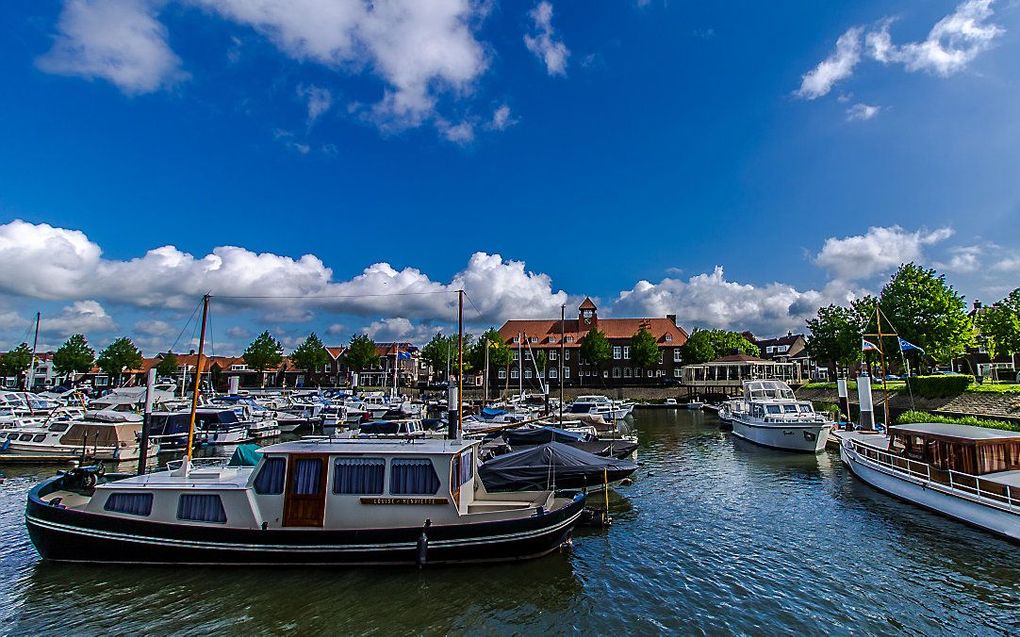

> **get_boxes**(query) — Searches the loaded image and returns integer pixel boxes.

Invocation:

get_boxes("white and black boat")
[840,423,1020,542]
[26,437,586,565]
[722,380,831,452]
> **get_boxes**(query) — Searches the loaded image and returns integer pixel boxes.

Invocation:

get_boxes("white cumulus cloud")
[36,0,187,95]
[524,2,570,76]
[40,300,116,337]
[846,103,880,121]
[815,225,954,281]
[796,27,863,99]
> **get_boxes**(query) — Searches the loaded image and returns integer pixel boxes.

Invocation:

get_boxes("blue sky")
[0,0,1018,355]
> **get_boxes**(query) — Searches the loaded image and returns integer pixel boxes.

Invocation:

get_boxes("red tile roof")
[499,317,687,347]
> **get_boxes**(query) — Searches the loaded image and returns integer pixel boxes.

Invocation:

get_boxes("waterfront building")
[494,298,689,389]
[356,342,425,388]
[681,353,799,396]
[749,332,827,381]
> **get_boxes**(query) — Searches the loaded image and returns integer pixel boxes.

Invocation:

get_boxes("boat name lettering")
[359,497,449,506]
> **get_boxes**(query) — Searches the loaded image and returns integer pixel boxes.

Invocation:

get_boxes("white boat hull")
[840,441,1020,542]
[731,417,829,453]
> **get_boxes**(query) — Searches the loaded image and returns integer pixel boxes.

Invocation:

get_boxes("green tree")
[0,343,32,382]
[579,327,612,374]
[879,263,973,365]
[291,332,329,374]
[344,334,379,375]
[806,305,862,372]
[976,289,1020,360]
[156,352,179,378]
[97,337,143,386]
[243,331,284,387]
[630,327,661,369]
[422,332,456,379]
[53,333,95,376]
[679,329,760,365]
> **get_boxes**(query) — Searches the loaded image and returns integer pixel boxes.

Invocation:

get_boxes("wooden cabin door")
[283,455,329,527]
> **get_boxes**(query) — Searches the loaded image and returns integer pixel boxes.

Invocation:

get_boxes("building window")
[254,457,286,494]
[177,494,227,523]
[323,364,331,372]
[512,350,519,360]
[548,336,557,344]
[564,336,574,344]
[766,346,775,354]
[778,345,790,353]
[665,334,673,342]
[230,364,248,371]
[390,459,440,495]
[498,369,507,379]
[624,368,632,378]
[565,351,571,360]
[529,336,538,344]
[564,368,571,379]
[525,369,532,379]
[623,346,630,359]
[613,346,622,360]
[674,368,682,377]
[613,367,621,378]
[659,351,664,364]
[511,369,519,379]
[95,375,109,387]
[333,458,385,494]
[549,368,558,379]
[512,336,520,343]
[104,492,153,516]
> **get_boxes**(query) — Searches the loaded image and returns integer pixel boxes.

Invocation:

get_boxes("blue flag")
[898,338,925,354]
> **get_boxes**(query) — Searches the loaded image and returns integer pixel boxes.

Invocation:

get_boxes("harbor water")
[1,410,1017,636]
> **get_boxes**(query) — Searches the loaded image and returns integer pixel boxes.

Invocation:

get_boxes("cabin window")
[783,405,798,413]
[177,494,227,523]
[104,493,153,516]
[390,458,441,495]
[19,433,33,441]
[254,457,286,494]
[766,405,781,414]
[454,450,474,487]
[333,457,385,494]
[294,458,323,495]
[33,434,46,442]
[48,422,70,432]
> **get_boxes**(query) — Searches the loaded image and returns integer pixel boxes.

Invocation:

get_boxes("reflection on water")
[2,410,1018,636]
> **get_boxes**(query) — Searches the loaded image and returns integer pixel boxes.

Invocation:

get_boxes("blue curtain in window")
[294,458,322,495]
[104,493,153,516]
[333,458,385,494]
[177,494,227,523]
[459,450,473,486]
[254,457,286,494]
[391,459,440,495]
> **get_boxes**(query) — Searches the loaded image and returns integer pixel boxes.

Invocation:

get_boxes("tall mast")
[518,331,523,397]
[559,304,565,421]
[457,289,464,439]
[875,305,891,430]
[184,294,210,465]
[483,337,489,405]
[26,312,40,391]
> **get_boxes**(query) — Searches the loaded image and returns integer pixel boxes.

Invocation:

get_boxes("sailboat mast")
[26,312,40,391]
[559,304,565,421]
[457,289,464,439]
[185,294,210,462]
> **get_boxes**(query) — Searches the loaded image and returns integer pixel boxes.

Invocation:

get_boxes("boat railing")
[165,457,231,472]
[847,438,1018,513]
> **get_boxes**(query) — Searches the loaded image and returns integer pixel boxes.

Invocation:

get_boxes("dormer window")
[665,334,673,342]
[529,337,538,344]
[548,336,556,344]
[512,336,520,343]
[565,336,574,344]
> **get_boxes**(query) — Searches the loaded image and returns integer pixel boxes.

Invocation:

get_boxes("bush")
[896,410,1019,432]
[906,374,973,398]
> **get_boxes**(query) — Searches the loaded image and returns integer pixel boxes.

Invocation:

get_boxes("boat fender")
[261,521,269,531]
[416,519,432,568]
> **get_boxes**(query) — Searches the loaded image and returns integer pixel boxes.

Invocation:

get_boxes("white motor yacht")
[723,380,831,453]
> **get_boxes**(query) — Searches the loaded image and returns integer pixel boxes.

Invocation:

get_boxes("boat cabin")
[888,423,1020,477]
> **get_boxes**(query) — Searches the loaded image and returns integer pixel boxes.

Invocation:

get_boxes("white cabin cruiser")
[26,437,586,565]
[840,423,1020,542]
[723,380,831,452]
[1,414,156,462]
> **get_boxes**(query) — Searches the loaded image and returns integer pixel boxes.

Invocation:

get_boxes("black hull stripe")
[26,511,582,553]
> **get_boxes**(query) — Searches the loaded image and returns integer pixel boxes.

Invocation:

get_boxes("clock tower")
[578,297,598,329]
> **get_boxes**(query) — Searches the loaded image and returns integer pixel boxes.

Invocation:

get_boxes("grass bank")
[895,410,1020,432]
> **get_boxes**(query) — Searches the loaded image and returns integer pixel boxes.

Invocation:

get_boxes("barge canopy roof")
[261,438,478,455]
[891,422,1020,443]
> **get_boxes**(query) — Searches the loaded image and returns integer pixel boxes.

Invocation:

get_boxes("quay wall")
[794,387,1020,424]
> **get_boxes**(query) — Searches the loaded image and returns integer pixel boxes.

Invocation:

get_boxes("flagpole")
[875,306,891,432]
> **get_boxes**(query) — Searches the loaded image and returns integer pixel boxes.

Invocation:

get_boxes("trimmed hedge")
[896,410,1019,432]
[905,374,973,398]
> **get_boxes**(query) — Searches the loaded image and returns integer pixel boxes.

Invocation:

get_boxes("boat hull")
[25,478,586,566]
[840,441,1020,542]
[730,418,829,453]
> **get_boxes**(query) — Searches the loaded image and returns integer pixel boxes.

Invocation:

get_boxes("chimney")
[666,314,677,327]
[973,299,982,311]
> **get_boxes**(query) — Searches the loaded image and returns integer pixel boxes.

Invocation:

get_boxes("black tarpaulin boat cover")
[478,442,637,492]
[502,426,591,446]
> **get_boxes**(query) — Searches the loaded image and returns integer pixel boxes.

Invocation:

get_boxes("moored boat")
[25,437,585,565]
[724,380,831,452]
[840,423,1020,541]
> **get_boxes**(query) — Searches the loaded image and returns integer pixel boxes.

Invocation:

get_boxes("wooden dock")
[0,454,80,466]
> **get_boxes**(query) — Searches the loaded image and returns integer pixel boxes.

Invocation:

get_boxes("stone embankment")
[794,387,1020,424]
